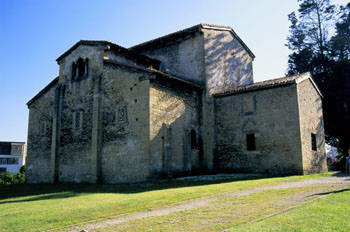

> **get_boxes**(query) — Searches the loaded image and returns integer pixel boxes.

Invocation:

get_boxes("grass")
[233,188,350,232]
[99,184,338,231]
[0,173,333,231]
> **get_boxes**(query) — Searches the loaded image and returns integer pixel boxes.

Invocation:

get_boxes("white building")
[0,142,26,173]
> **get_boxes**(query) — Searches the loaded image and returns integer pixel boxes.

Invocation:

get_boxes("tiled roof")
[213,72,320,97]
[103,59,203,90]
[56,40,160,67]
[130,24,255,58]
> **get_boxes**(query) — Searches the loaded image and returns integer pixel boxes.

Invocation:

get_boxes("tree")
[330,3,350,61]
[287,0,350,167]
[287,0,335,76]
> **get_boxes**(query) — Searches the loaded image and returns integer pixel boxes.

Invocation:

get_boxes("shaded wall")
[214,84,303,175]
[297,79,327,173]
[136,32,206,83]
[26,86,55,183]
[54,45,105,183]
[149,79,202,177]
[100,65,150,183]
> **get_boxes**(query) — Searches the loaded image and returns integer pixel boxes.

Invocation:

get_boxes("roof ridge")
[129,24,202,50]
[200,23,232,29]
[56,40,160,66]
[213,72,311,97]
[130,23,255,58]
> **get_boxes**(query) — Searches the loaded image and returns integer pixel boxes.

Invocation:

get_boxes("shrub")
[0,170,25,185]
[20,165,26,174]
[0,172,14,185]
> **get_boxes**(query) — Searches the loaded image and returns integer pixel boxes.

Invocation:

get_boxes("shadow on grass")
[0,175,270,204]
[310,188,350,197]
[1,172,346,204]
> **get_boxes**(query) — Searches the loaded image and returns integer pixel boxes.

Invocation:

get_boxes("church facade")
[26,24,327,183]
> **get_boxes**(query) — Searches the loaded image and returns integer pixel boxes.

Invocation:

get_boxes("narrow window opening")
[72,63,77,79]
[40,122,46,136]
[75,112,81,129]
[84,58,88,76]
[311,133,317,151]
[77,58,85,77]
[246,133,256,151]
[117,105,127,123]
[191,129,197,149]
[73,111,83,130]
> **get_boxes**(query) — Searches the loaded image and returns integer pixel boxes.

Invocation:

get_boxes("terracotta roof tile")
[213,72,312,97]
[103,59,203,89]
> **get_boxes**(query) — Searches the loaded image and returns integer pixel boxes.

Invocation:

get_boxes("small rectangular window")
[72,111,83,130]
[116,105,127,123]
[40,122,46,136]
[246,133,256,151]
[191,129,197,149]
[311,133,317,151]
[7,158,13,165]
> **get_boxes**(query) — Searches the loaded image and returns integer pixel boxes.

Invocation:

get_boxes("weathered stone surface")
[26,25,326,184]
[297,79,327,173]
[26,84,56,183]
[100,65,150,183]
[149,79,202,177]
[215,84,303,175]
[135,32,205,83]
[203,28,254,94]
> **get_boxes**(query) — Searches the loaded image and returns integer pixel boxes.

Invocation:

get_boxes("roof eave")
[201,24,255,59]
[103,59,203,90]
[27,77,59,107]
[213,82,295,98]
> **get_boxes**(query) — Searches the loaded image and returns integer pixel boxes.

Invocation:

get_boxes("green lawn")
[0,173,335,231]
[234,188,350,232]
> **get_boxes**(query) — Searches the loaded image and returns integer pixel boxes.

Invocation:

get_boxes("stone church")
[26,24,327,183]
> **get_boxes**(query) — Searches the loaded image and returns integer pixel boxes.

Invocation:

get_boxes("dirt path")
[52,173,350,232]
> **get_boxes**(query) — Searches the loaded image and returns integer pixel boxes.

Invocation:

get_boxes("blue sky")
[0,0,348,142]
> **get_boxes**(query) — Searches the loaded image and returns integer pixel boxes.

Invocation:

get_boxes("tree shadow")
[0,174,269,204]
[308,188,350,197]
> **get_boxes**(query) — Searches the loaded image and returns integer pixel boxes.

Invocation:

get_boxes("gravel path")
[52,173,350,232]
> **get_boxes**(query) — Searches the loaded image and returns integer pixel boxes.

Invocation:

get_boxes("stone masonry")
[26,24,327,183]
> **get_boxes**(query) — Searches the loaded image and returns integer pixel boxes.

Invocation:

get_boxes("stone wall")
[149,78,202,177]
[26,85,56,183]
[203,29,254,94]
[297,79,327,173]
[214,84,303,175]
[136,32,206,83]
[100,64,151,183]
[54,45,105,183]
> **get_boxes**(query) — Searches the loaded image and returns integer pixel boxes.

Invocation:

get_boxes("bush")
[0,172,15,185]
[20,165,26,174]
[0,168,25,185]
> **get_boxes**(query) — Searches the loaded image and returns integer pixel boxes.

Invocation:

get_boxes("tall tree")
[287,0,350,166]
[330,3,350,61]
[326,3,350,158]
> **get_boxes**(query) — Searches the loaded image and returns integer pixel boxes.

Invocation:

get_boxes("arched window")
[71,63,77,79]
[191,129,197,149]
[85,58,89,76]
[77,58,85,77]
